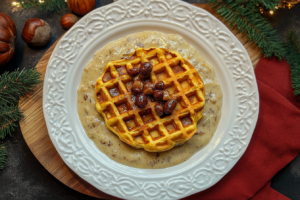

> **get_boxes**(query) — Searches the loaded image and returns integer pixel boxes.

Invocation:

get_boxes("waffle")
[95,48,205,152]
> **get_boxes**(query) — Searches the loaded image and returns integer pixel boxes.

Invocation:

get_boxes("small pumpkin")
[0,13,17,66]
[67,0,96,15]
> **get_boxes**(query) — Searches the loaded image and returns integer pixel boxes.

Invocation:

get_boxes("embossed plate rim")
[43,0,259,199]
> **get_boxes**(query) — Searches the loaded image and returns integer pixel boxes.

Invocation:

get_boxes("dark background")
[0,0,300,199]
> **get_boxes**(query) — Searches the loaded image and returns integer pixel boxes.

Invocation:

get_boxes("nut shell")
[153,90,164,101]
[22,18,51,47]
[164,99,177,114]
[135,93,148,108]
[139,62,153,76]
[154,104,164,116]
[155,81,165,90]
[60,14,79,29]
[128,68,139,77]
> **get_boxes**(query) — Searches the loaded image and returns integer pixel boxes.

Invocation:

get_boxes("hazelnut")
[135,93,148,108]
[139,62,153,76]
[22,18,51,47]
[128,68,139,77]
[60,14,79,29]
[155,81,165,90]
[153,90,164,101]
[164,100,177,114]
[131,80,143,94]
[132,87,141,94]
[154,104,164,116]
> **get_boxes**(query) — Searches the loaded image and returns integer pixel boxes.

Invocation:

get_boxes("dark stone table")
[0,0,299,199]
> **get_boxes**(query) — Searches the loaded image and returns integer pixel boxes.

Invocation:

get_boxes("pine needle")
[208,0,284,59]
[0,67,41,170]
[0,68,40,170]
[250,0,280,10]
[0,144,7,171]
[0,103,24,139]
[0,68,42,104]
[285,31,300,96]
[19,0,67,12]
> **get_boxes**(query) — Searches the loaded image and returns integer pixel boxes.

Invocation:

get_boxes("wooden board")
[19,4,261,200]
[18,36,119,200]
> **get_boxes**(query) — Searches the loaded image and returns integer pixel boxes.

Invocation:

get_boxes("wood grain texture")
[19,37,118,200]
[18,4,261,200]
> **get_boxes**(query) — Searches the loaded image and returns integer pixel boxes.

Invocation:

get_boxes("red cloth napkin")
[184,56,300,200]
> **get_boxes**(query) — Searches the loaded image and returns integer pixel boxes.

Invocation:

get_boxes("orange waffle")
[95,48,205,152]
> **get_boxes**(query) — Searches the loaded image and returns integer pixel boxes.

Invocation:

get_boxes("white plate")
[43,0,259,199]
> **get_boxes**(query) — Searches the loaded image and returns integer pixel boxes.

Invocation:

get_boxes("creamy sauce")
[77,31,223,169]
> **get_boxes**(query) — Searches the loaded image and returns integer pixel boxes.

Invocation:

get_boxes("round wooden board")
[19,4,260,200]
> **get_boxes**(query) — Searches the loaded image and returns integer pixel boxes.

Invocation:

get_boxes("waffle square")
[95,48,205,152]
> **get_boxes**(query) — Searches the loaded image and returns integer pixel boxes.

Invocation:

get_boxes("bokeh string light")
[258,0,299,16]
[279,0,300,9]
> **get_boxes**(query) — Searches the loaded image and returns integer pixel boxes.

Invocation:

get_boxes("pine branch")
[0,144,7,171]
[249,0,280,10]
[0,103,24,139]
[285,31,300,96]
[208,0,284,59]
[0,68,40,139]
[0,68,42,104]
[20,0,67,12]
